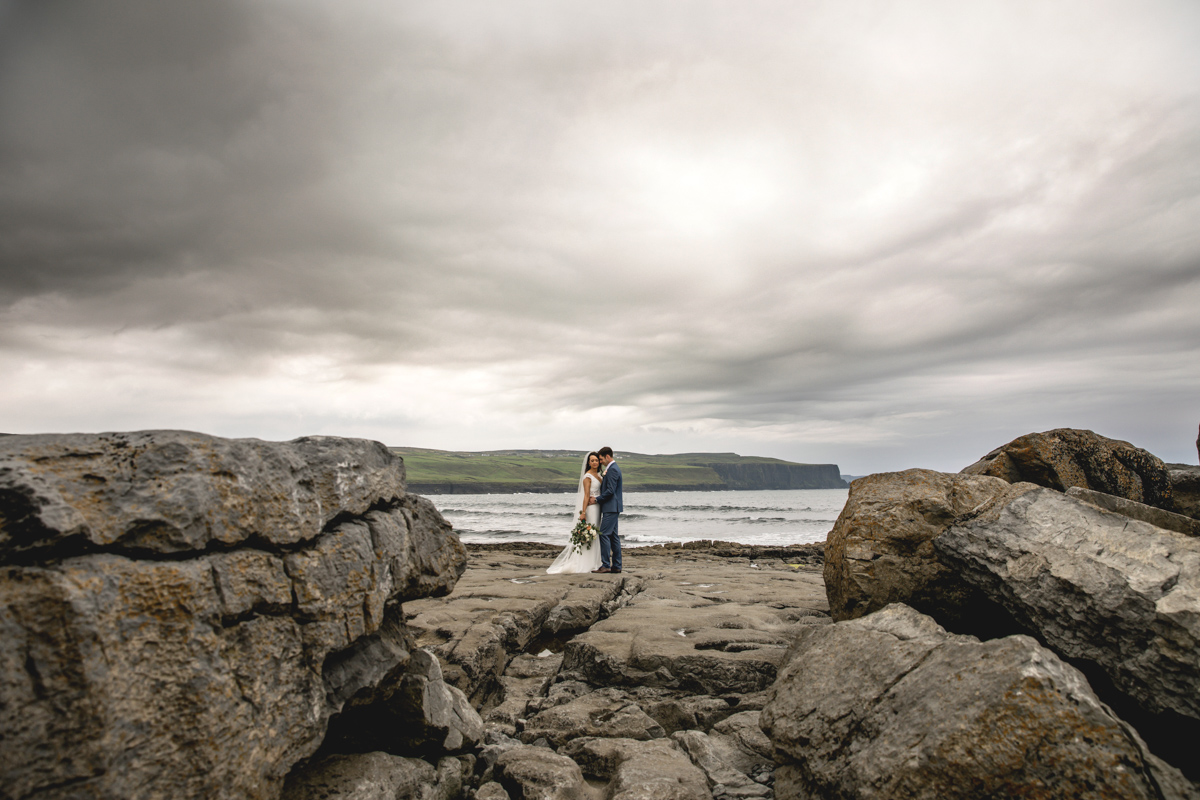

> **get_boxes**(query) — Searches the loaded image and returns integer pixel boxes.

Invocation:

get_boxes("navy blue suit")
[596,461,623,570]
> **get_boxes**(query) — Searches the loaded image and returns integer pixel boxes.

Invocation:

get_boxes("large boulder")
[935,487,1200,774]
[605,739,712,800]
[1066,485,1200,537]
[961,427,1173,509]
[492,746,586,800]
[823,468,1035,623]
[1168,463,1200,521]
[0,431,467,800]
[760,604,1196,800]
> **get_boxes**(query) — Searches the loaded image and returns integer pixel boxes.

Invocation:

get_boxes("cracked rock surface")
[761,604,1197,800]
[0,431,467,800]
[937,487,1200,730]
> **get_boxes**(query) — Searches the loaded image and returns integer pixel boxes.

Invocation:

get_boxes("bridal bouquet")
[569,519,598,554]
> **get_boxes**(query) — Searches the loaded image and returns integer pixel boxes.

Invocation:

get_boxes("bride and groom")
[546,446,624,574]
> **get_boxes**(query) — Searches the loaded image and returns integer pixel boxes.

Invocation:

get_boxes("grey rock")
[639,695,733,735]
[325,648,485,756]
[493,745,586,800]
[607,739,712,800]
[761,604,1196,800]
[671,731,768,797]
[823,468,1036,622]
[486,654,562,728]
[476,782,513,800]
[961,427,1173,510]
[708,712,773,773]
[0,430,404,559]
[1168,463,1200,521]
[1067,485,1200,537]
[935,488,1200,725]
[281,752,437,800]
[521,688,666,748]
[561,601,791,695]
[0,431,467,800]
[558,736,645,780]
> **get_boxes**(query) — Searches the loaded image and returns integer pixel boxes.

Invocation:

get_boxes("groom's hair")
[598,446,614,458]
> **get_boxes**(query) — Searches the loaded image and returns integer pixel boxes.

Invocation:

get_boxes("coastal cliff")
[398,448,848,494]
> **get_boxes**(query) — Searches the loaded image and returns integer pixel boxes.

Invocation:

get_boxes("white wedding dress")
[546,468,602,574]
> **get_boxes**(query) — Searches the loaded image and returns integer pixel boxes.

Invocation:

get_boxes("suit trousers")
[599,511,621,570]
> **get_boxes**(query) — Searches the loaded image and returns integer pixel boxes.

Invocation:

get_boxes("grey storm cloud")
[2,0,1199,472]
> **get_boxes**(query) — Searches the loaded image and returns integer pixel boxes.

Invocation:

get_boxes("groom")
[590,446,623,574]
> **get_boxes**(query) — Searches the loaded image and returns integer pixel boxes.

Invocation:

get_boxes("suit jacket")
[597,462,624,514]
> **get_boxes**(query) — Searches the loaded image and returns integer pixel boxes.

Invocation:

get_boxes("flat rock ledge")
[401,543,830,799]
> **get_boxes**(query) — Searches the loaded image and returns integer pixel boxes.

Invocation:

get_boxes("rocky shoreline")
[3,427,1200,799]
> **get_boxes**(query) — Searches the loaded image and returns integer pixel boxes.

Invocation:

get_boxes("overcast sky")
[2,1,1198,474]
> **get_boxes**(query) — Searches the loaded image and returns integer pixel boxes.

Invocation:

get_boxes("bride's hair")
[585,451,600,470]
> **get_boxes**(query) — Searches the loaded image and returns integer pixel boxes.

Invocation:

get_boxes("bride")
[546,451,603,574]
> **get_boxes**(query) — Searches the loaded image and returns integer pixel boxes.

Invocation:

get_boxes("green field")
[392,447,838,493]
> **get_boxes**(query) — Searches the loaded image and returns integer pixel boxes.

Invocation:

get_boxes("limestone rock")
[520,688,667,748]
[761,604,1196,800]
[0,431,466,800]
[281,751,463,800]
[671,730,769,798]
[561,594,796,695]
[325,648,484,757]
[0,431,404,558]
[558,736,646,780]
[961,427,1173,509]
[638,695,734,735]
[606,739,712,800]
[406,572,638,706]
[708,712,773,774]
[1168,463,1200,521]
[476,782,513,800]
[822,468,1035,622]
[1066,485,1200,537]
[493,746,586,800]
[935,488,1200,737]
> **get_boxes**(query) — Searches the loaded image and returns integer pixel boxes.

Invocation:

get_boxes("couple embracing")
[546,446,624,575]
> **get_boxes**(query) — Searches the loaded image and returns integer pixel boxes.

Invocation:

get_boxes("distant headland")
[393,447,848,494]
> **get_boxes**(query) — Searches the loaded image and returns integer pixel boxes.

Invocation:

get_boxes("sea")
[425,488,849,548]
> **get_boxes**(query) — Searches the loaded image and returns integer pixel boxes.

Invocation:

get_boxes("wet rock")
[1066,485,1200,537]
[961,427,1173,510]
[606,739,712,800]
[0,431,466,800]
[493,745,586,800]
[761,604,1195,800]
[936,487,1200,770]
[822,468,1035,623]
[521,687,667,748]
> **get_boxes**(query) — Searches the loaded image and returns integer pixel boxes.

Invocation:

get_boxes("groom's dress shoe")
[592,567,611,573]
[610,569,622,574]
